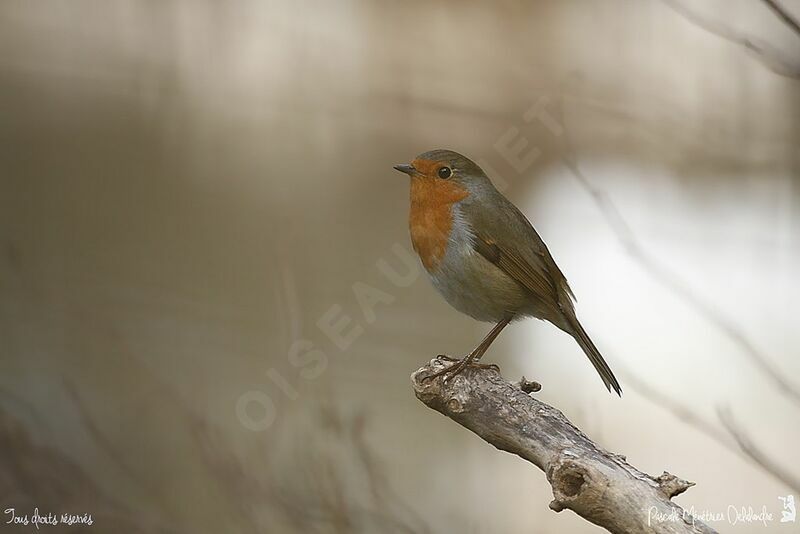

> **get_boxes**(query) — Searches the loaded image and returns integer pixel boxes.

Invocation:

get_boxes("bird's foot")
[470,362,501,372]
[425,356,500,383]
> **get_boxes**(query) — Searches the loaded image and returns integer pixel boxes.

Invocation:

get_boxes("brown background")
[1,1,799,532]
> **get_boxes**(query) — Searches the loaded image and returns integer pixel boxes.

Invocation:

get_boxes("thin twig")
[718,405,800,494]
[618,368,733,449]
[556,90,800,494]
[555,86,800,409]
[658,0,800,79]
[62,378,158,496]
[619,365,800,494]
[760,0,800,38]
[561,156,800,407]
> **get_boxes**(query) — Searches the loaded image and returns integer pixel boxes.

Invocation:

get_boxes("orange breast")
[408,176,469,272]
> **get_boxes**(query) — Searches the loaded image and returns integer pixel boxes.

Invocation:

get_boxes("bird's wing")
[464,192,622,395]
[472,236,556,301]
[465,195,575,316]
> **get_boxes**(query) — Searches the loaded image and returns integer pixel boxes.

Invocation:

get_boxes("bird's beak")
[393,163,417,176]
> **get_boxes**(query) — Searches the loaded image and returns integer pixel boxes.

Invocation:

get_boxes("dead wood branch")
[411,359,717,534]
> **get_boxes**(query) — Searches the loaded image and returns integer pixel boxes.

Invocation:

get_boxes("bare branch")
[761,0,800,39]
[718,406,800,495]
[618,366,800,494]
[617,368,733,449]
[62,378,158,496]
[658,0,800,79]
[412,359,717,534]
[554,87,800,495]
[561,152,800,408]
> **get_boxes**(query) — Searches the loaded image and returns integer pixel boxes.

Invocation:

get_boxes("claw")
[424,358,501,383]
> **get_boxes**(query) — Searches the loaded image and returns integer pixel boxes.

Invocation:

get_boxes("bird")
[393,149,621,395]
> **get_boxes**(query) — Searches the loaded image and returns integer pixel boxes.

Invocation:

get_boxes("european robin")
[393,149,621,395]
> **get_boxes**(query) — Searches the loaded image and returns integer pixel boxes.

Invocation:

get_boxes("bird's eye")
[438,166,452,179]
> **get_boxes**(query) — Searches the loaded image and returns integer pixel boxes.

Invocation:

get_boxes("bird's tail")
[565,315,622,396]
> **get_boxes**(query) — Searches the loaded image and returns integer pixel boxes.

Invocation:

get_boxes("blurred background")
[1,0,799,532]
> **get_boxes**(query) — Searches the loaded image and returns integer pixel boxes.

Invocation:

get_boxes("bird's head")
[393,149,488,191]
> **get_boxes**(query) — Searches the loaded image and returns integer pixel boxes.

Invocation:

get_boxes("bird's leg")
[426,316,513,381]
[469,316,513,363]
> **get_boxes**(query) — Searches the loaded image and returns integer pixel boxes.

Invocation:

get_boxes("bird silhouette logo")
[779,495,796,523]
